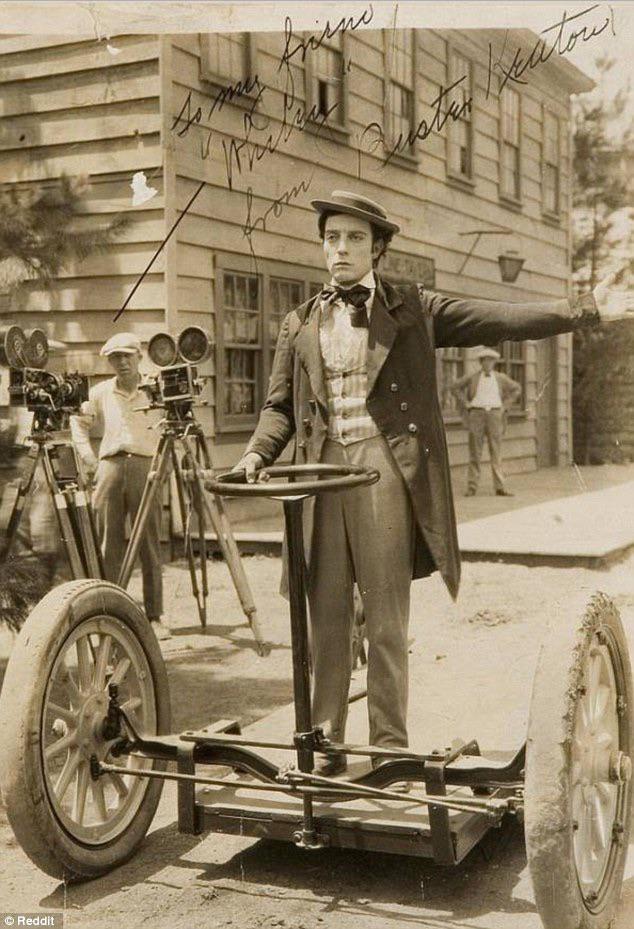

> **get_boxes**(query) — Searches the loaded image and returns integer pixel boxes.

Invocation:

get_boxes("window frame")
[303,30,350,135]
[446,46,475,186]
[199,32,257,92]
[498,86,522,207]
[214,253,323,434]
[438,346,467,421]
[382,27,418,165]
[497,341,527,411]
[541,106,561,220]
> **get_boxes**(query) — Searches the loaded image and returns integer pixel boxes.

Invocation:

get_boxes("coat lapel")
[293,295,328,408]
[366,277,401,399]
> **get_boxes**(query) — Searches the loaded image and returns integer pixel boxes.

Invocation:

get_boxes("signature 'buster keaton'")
[236,190,634,777]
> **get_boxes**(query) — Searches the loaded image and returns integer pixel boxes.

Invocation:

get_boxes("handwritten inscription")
[243,176,314,240]
[170,76,266,160]
[362,78,472,166]
[278,5,374,74]
[222,96,338,192]
[166,3,615,259]
[486,4,615,96]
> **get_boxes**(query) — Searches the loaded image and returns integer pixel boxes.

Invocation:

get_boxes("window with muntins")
[500,87,521,201]
[217,260,325,430]
[497,341,526,408]
[385,29,415,151]
[200,33,251,84]
[448,51,473,179]
[439,347,466,416]
[543,110,560,215]
[308,31,345,124]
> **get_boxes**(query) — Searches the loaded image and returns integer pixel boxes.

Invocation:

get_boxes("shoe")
[495,489,514,497]
[150,618,172,641]
[312,754,347,777]
[465,488,476,496]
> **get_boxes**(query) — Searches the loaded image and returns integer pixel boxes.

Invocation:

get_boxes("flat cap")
[311,190,400,234]
[100,332,142,356]
[476,347,501,360]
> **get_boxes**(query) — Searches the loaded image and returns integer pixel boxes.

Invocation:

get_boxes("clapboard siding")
[1,27,589,474]
[161,25,589,470]
[0,35,163,377]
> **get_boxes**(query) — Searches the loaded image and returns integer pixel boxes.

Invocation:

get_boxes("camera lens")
[148,332,177,367]
[178,326,211,364]
[0,325,28,368]
[24,329,49,369]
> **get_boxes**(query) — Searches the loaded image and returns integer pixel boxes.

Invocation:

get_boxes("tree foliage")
[572,56,634,464]
[0,174,129,291]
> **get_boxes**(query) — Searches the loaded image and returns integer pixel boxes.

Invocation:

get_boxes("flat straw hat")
[310,190,400,234]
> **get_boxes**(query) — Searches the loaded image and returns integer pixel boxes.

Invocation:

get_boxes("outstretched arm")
[428,267,634,349]
[428,291,598,349]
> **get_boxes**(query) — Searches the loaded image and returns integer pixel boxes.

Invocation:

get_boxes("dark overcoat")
[245,276,597,599]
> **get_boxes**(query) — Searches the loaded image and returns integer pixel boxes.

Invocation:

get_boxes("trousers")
[307,435,414,749]
[467,408,507,492]
[92,453,163,620]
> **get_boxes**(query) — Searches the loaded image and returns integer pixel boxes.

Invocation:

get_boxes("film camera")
[143,326,212,414]
[0,325,89,432]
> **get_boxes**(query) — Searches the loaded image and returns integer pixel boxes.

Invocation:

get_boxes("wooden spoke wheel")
[525,592,633,929]
[0,580,170,881]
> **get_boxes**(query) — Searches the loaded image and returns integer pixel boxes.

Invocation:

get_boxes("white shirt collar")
[328,269,376,292]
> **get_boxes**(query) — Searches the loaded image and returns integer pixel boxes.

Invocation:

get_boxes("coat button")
[408,423,418,434]
[298,440,307,449]
[400,401,409,411]
[390,383,398,392]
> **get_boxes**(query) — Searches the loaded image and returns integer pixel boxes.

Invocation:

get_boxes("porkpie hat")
[100,332,142,356]
[476,347,501,360]
[310,190,400,234]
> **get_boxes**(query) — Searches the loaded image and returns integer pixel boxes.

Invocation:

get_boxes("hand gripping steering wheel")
[204,463,380,498]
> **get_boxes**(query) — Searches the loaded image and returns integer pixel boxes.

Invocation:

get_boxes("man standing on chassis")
[236,190,634,777]
[71,332,171,641]
[451,346,522,497]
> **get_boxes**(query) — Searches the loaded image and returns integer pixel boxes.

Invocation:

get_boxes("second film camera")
[0,325,89,432]
[143,326,212,414]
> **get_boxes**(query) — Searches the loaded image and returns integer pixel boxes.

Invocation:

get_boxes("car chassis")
[0,464,632,929]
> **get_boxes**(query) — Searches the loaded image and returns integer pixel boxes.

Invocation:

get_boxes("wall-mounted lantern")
[458,226,525,283]
[498,250,525,283]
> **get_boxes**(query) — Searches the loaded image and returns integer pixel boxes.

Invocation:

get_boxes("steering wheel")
[204,463,380,498]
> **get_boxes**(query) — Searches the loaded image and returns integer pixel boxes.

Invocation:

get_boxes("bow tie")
[321,284,371,327]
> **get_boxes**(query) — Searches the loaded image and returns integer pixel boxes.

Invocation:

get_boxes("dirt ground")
[2,550,634,929]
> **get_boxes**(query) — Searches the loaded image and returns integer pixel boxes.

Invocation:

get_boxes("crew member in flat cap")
[451,347,522,497]
[71,332,170,641]
[235,189,634,776]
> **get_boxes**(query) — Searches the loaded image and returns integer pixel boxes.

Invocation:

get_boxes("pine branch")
[0,174,131,290]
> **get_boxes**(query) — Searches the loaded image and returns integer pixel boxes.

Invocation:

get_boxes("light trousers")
[308,435,415,749]
[467,408,507,493]
[92,453,163,620]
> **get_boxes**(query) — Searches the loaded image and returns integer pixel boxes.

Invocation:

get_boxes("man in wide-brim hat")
[451,346,522,497]
[235,188,634,776]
